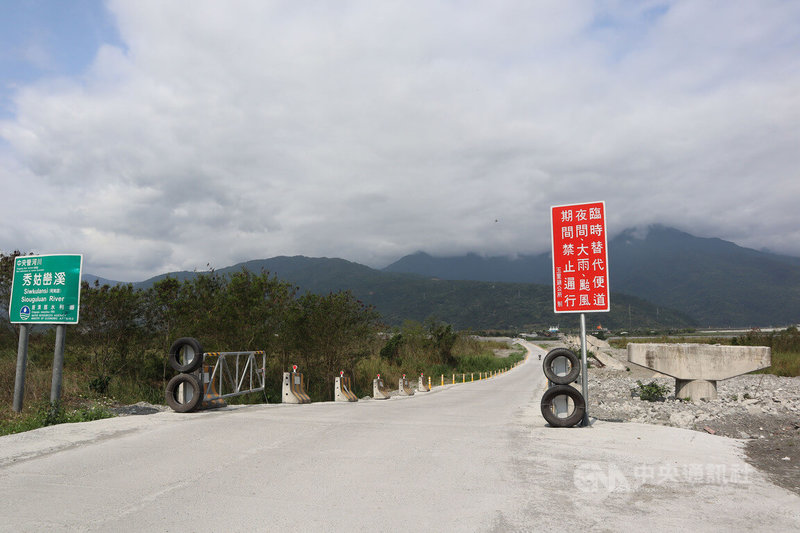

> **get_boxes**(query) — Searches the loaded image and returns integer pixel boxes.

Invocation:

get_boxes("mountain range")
[383,225,800,327]
[85,225,800,330]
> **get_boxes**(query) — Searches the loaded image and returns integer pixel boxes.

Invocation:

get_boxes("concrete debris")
[585,349,800,430]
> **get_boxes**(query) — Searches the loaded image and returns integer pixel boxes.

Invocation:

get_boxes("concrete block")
[398,375,415,396]
[373,375,390,399]
[282,370,312,404]
[335,375,358,402]
[628,344,770,400]
[418,373,430,392]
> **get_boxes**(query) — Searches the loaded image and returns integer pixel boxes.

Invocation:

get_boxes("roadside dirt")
[538,340,800,496]
[711,413,800,495]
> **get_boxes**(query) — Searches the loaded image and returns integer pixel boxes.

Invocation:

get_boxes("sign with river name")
[8,254,83,324]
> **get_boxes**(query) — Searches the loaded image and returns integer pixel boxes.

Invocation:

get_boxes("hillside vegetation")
[120,256,696,331]
[1,251,524,434]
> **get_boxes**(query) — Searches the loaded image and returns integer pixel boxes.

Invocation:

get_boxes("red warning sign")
[551,201,610,313]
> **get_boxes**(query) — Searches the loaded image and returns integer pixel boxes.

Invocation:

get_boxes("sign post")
[9,254,82,411]
[550,202,610,426]
[12,324,30,413]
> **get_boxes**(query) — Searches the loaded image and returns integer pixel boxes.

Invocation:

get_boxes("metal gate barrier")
[202,350,266,402]
[165,337,266,413]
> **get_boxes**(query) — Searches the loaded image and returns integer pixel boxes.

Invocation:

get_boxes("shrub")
[632,380,670,402]
[89,375,112,394]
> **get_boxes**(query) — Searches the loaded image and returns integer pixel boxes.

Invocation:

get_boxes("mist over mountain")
[384,251,554,285]
[383,225,800,327]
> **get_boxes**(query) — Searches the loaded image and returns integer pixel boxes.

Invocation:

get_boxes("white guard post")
[335,372,358,402]
[282,365,312,404]
[417,373,430,392]
[398,374,415,396]
[373,374,390,400]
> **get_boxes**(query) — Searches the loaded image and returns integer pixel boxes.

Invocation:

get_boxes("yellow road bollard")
[462,373,465,383]
[441,375,444,387]
[471,373,474,382]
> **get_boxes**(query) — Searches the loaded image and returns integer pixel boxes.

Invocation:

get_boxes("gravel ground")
[109,401,169,416]
[580,345,800,496]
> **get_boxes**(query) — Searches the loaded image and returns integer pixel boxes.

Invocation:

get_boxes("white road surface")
[1,341,798,532]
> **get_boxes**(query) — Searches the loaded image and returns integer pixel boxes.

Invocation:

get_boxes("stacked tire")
[165,338,205,413]
[540,348,586,427]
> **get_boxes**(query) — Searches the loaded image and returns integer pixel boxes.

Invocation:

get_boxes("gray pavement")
[1,341,798,532]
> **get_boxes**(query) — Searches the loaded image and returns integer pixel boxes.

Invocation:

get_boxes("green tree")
[283,291,380,400]
[425,318,458,366]
[140,276,183,352]
[380,333,404,362]
[140,269,297,353]
[0,251,32,347]
[74,281,144,385]
[173,269,228,345]
[212,269,296,351]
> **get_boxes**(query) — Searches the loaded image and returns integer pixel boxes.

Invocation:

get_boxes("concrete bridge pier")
[675,379,717,401]
[628,343,771,401]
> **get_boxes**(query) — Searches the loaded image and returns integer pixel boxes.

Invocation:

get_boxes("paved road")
[1,342,798,532]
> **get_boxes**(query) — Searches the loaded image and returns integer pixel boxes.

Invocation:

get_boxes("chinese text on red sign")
[550,201,610,313]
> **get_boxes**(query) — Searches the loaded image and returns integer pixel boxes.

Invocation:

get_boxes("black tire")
[542,348,581,385]
[165,373,202,413]
[540,385,586,427]
[168,337,204,373]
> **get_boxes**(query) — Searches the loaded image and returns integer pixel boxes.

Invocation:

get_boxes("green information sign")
[8,254,83,324]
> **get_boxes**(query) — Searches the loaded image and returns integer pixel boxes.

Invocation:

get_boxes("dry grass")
[1,349,108,423]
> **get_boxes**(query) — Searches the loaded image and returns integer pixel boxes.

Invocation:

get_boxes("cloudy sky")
[1,1,799,281]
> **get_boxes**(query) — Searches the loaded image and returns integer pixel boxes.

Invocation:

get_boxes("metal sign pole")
[50,324,67,404]
[12,324,30,413]
[580,313,589,427]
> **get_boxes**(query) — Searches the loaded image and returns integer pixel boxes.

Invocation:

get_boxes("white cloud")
[1,0,799,280]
